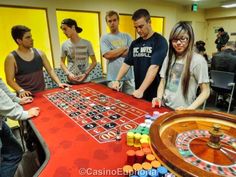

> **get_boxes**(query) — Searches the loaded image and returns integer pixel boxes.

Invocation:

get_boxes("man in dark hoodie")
[215,27,229,52]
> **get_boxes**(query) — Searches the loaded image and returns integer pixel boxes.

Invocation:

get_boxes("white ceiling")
[160,0,236,9]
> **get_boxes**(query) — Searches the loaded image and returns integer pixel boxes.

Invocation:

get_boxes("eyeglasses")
[172,37,189,43]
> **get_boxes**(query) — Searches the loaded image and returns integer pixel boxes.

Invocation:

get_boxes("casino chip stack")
[127,150,136,165]
[127,132,135,146]
[126,111,170,148]
[123,143,175,177]
[123,111,175,177]
[126,113,156,148]
[126,127,149,147]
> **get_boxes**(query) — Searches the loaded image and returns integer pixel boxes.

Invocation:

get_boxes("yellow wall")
[0,0,180,69]
[0,0,217,76]
[119,14,136,39]
[0,6,52,83]
[106,14,164,39]
[151,17,164,34]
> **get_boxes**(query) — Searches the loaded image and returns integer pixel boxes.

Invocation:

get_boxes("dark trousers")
[0,121,23,177]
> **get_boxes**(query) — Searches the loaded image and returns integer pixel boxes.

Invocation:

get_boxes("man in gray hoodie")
[0,78,40,177]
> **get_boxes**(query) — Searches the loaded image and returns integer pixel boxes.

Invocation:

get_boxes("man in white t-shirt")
[60,18,97,84]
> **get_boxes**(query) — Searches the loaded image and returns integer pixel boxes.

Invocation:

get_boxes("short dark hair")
[196,44,206,52]
[105,10,119,22]
[218,27,224,32]
[196,40,206,52]
[132,8,150,22]
[11,25,31,44]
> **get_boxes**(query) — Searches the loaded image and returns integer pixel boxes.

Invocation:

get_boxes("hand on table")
[152,97,162,108]
[132,89,143,99]
[19,96,33,105]
[27,107,40,119]
[19,90,32,98]
[112,81,121,91]
[58,83,71,88]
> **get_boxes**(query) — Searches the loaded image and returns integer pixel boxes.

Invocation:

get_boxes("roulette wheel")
[150,110,236,177]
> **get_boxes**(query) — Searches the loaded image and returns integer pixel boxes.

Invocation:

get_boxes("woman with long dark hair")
[152,22,210,110]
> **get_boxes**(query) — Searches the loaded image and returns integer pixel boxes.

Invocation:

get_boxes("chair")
[43,68,68,89]
[54,68,68,84]
[43,70,57,89]
[44,65,108,88]
[89,63,109,84]
[210,70,235,113]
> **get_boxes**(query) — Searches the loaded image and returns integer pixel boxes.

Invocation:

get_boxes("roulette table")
[150,110,236,177]
[23,83,169,177]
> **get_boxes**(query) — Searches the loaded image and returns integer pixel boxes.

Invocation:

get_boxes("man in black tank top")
[4,25,69,98]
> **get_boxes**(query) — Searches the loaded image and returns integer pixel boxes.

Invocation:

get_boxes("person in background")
[5,25,68,98]
[195,40,208,62]
[215,27,229,52]
[0,77,39,177]
[60,18,97,84]
[211,41,236,72]
[152,22,210,110]
[100,10,135,94]
[211,41,236,109]
[112,9,168,101]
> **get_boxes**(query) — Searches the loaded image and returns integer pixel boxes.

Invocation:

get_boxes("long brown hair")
[165,22,194,99]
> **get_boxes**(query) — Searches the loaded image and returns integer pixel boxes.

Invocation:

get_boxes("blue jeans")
[0,121,23,177]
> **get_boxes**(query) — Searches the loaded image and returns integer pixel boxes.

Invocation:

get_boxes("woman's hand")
[152,97,162,108]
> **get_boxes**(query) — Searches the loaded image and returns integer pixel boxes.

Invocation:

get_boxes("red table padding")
[24,83,169,177]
